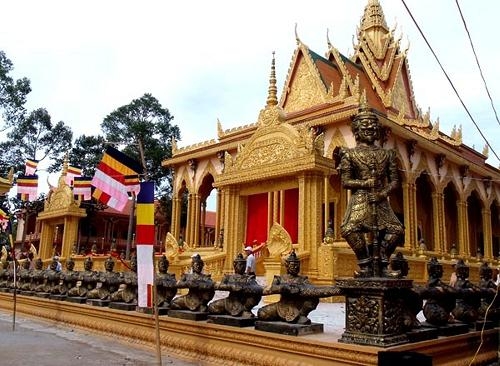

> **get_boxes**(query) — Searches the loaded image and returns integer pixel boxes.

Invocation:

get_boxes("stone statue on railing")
[417,257,457,326]
[44,258,62,294]
[0,261,8,290]
[18,259,33,293]
[209,253,263,318]
[87,256,121,303]
[110,255,138,305]
[55,257,77,296]
[30,258,46,293]
[390,252,423,330]
[258,250,341,324]
[67,256,97,299]
[451,259,481,324]
[170,254,215,313]
[155,255,177,309]
[477,262,500,322]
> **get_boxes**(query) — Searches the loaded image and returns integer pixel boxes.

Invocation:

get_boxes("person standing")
[244,246,256,276]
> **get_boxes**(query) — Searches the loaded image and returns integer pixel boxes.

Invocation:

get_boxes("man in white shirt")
[244,246,256,276]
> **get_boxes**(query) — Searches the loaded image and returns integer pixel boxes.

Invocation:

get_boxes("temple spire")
[266,51,278,107]
[257,52,285,128]
[358,0,389,47]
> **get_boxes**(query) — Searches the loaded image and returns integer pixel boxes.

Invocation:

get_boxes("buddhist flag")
[25,158,38,176]
[17,175,38,201]
[124,174,141,197]
[73,176,92,201]
[65,165,82,186]
[136,181,154,308]
[91,146,142,212]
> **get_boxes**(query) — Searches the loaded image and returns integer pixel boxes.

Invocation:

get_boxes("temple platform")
[0,292,497,365]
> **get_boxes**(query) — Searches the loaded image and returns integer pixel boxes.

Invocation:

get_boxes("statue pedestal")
[168,309,208,321]
[255,321,323,336]
[50,294,67,301]
[109,302,136,311]
[337,277,412,347]
[421,321,469,336]
[136,306,170,315]
[86,299,110,307]
[34,292,51,298]
[20,291,34,296]
[207,315,256,327]
[65,296,87,304]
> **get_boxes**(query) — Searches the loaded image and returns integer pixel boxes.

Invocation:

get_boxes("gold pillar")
[298,173,323,276]
[324,176,329,235]
[171,195,181,240]
[222,186,242,272]
[402,180,417,251]
[482,208,492,259]
[432,190,445,255]
[273,191,279,225]
[192,194,201,247]
[457,200,468,257]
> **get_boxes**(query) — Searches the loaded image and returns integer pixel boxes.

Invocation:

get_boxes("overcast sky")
[2,0,499,193]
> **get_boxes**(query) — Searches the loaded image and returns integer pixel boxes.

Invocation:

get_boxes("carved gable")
[281,46,332,114]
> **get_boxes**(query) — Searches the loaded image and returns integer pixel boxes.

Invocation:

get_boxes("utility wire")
[400,0,499,162]
[455,0,500,129]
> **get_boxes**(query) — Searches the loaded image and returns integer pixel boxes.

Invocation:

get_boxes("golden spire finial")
[360,0,388,32]
[326,28,332,48]
[266,51,278,107]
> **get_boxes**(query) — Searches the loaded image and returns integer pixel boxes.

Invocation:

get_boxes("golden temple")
[162,0,500,286]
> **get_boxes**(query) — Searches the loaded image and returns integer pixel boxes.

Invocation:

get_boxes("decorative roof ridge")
[172,139,218,156]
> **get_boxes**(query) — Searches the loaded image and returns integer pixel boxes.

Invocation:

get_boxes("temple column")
[272,191,279,225]
[457,200,468,257]
[402,180,417,251]
[171,195,181,240]
[191,194,201,247]
[200,201,206,245]
[222,186,243,272]
[215,189,223,247]
[482,207,492,259]
[432,190,445,255]
[324,175,329,235]
[298,172,323,276]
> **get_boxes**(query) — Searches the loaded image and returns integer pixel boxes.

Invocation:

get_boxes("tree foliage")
[0,107,73,174]
[101,93,180,196]
[0,51,31,129]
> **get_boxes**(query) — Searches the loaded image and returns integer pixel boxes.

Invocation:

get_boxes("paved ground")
[0,310,198,366]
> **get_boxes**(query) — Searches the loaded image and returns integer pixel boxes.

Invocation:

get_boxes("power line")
[400,0,500,162]
[455,0,500,129]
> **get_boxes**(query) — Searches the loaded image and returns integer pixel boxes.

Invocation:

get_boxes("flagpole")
[9,233,16,331]
[126,193,136,260]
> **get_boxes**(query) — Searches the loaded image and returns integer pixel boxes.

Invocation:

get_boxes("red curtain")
[283,188,298,243]
[245,193,268,244]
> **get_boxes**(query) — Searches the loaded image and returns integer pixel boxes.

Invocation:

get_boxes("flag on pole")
[65,165,82,186]
[17,175,38,201]
[91,146,142,212]
[124,174,141,197]
[25,158,38,176]
[73,176,92,200]
[136,181,154,308]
